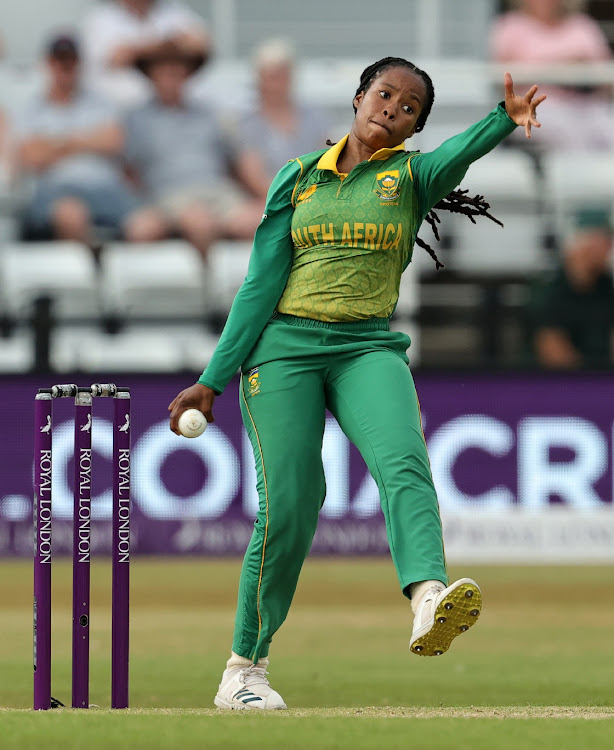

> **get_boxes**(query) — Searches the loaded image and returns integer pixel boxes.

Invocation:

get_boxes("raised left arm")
[412,73,546,212]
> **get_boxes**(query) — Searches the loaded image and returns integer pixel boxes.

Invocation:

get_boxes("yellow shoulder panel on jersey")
[407,153,418,182]
[290,158,305,207]
[369,143,406,161]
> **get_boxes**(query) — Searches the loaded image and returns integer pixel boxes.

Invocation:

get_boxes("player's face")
[353,67,427,150]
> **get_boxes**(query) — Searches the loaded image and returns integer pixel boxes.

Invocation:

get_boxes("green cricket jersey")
[199,103,516,393]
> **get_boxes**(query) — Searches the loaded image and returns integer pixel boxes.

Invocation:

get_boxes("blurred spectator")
[81,0,211,108]
[0,109,8,177]
[527,210,614,368]
[490,0,614,150]
[15,34,140,247]
[123,46,264,259]
[238,39,330,186]
[0,34,11,185]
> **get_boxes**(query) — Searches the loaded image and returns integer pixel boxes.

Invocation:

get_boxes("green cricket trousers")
[233,314,448,661]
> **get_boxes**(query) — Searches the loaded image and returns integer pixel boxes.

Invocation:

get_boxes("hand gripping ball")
[178,408,208,438]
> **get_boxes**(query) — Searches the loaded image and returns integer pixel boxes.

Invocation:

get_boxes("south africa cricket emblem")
[375,170,400,201]
[247,367,261,396]
[296,184,317,203]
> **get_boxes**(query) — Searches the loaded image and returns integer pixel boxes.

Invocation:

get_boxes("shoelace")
[421,585,444,604]
[415,586,446,622]
[238,664,270,688]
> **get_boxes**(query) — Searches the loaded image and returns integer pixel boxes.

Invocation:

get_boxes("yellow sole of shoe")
[410,581,482,657]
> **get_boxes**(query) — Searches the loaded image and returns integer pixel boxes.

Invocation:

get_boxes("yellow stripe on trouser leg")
[239,374,269,646]
[233,361,327,661]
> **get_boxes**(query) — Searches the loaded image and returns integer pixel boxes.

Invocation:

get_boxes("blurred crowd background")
[0,0,613,375]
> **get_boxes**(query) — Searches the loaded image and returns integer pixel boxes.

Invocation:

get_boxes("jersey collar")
[317,134,406,175]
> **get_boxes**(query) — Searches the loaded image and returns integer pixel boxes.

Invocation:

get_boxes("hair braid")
[418,190,504,270]
[415,236,445,271]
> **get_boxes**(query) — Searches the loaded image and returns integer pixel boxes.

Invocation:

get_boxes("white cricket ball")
[178,408,208,438]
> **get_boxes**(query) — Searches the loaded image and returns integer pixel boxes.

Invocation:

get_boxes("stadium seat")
[0,327,33,372]
[144,324,222,371]
[224,0,493,65]
[0,214,19,245]
[0,161,20,245]
[445,150,548,276]
[51,325,184,373]
[207,241,252,314]
[541,152,614,241]
[0,241,100,320]
[99,241,208,320]
[410,121,478,156]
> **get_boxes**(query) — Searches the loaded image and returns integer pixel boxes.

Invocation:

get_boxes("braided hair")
[352,57,502,270]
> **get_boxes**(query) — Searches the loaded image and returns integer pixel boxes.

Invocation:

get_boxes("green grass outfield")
[1,559,613,749]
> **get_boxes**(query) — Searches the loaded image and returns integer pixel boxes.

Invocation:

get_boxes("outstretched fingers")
[525,115,540,139]
[523,84,539,103]
[525,93,547,138]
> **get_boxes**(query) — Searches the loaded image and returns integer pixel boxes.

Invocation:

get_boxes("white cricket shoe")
[214,660,287,710]
[410,578,482,657]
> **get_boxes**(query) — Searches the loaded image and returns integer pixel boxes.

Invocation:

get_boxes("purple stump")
[34,392,53,710]
[112,390,130,708]
[72,389,92,708]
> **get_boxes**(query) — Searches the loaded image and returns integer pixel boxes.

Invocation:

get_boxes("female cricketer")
[168,57,545,710]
